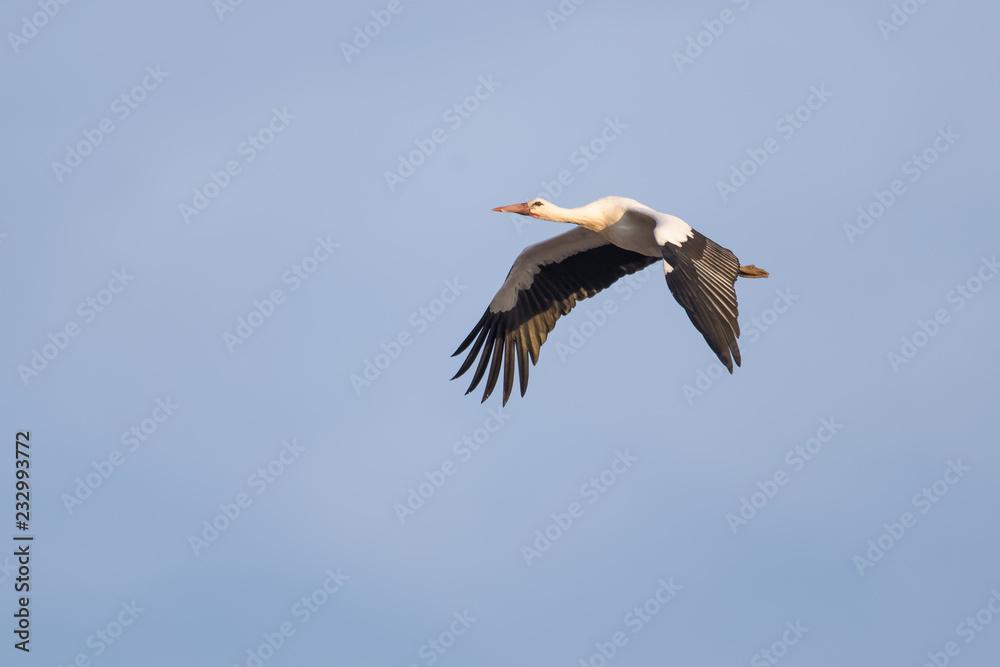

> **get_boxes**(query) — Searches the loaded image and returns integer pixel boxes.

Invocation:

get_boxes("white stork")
[452,196,769,405]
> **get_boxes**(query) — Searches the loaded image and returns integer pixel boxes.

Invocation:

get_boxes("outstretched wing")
[452,227,657,405]
[649,210,743,372]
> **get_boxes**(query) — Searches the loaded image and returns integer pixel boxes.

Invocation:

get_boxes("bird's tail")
[738,264,769,278]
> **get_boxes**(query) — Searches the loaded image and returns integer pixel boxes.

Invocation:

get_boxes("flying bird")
[452,197,769,405]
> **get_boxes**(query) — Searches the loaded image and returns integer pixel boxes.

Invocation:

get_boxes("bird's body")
[599,206,663,257]
[453,196,768,405]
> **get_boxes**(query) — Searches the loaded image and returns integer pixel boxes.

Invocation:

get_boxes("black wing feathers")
[659,230,743,372]
[453,243,656,405]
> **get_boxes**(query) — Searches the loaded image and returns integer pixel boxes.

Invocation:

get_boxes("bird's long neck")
[543,201,619,232]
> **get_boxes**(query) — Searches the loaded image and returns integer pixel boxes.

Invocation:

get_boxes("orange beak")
[492,203,531,215]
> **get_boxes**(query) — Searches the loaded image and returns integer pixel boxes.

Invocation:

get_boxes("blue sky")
[2,0,999,665]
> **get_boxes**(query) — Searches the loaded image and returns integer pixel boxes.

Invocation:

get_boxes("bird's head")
[492,198,552,219]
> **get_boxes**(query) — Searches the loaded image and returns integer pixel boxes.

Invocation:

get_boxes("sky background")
[2,0,999,665]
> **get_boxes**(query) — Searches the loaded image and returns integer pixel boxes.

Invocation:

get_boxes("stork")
[452,197,769,405]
